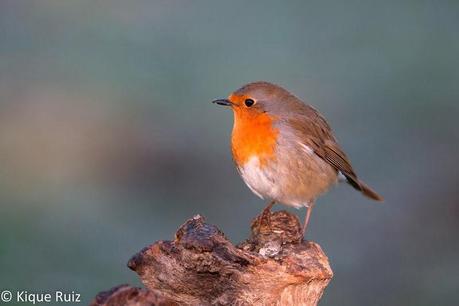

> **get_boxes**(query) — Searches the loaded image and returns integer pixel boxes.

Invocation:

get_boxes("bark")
[91,210,333,306]
[90,284,177,306]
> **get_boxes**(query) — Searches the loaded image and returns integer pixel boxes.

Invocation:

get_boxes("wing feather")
[285,105,383,201]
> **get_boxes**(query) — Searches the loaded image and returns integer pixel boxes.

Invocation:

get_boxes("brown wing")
[286,106,383,201]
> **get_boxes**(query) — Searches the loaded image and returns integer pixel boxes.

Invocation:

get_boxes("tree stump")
[91,210,333,306]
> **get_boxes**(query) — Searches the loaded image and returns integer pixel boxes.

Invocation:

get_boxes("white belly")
[238,156,278,201]
[238,150,337,209]
[237,156,311,208]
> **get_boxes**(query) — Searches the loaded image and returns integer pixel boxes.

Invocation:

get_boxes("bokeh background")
[1,1,458,305]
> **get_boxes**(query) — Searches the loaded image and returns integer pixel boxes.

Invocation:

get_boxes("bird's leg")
[302,202,315,236]
[262,200,275,215]
[260,200,275,227]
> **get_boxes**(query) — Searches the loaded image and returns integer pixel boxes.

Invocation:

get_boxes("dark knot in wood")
[240,210,304,256]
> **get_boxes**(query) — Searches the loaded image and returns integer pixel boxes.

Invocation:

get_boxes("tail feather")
[345,175,383,201]
[358,180,383,201]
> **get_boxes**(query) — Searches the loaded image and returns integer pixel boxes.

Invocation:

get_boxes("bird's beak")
[212,98,233,106]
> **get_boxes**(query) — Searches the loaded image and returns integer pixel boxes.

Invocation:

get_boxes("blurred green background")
[0,1,458,305]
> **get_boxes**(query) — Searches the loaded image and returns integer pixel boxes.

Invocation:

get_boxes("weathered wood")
[128,211,333,305]
[90,284,177,306]
[92,210,333,306]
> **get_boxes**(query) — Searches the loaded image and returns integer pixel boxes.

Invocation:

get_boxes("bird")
[212,81,383,235]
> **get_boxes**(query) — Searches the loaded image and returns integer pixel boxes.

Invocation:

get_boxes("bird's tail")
[345,175,383,201]
[358,180,383,201]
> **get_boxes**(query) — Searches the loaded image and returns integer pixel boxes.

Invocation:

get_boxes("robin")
[212,81,383,235]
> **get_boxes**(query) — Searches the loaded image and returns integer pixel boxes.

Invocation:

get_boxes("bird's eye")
[244,98,255,107]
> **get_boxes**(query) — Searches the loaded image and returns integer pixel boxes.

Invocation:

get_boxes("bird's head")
[212,81,301,120]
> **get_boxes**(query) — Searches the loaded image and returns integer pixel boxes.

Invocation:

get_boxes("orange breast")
[231,107,278,167]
